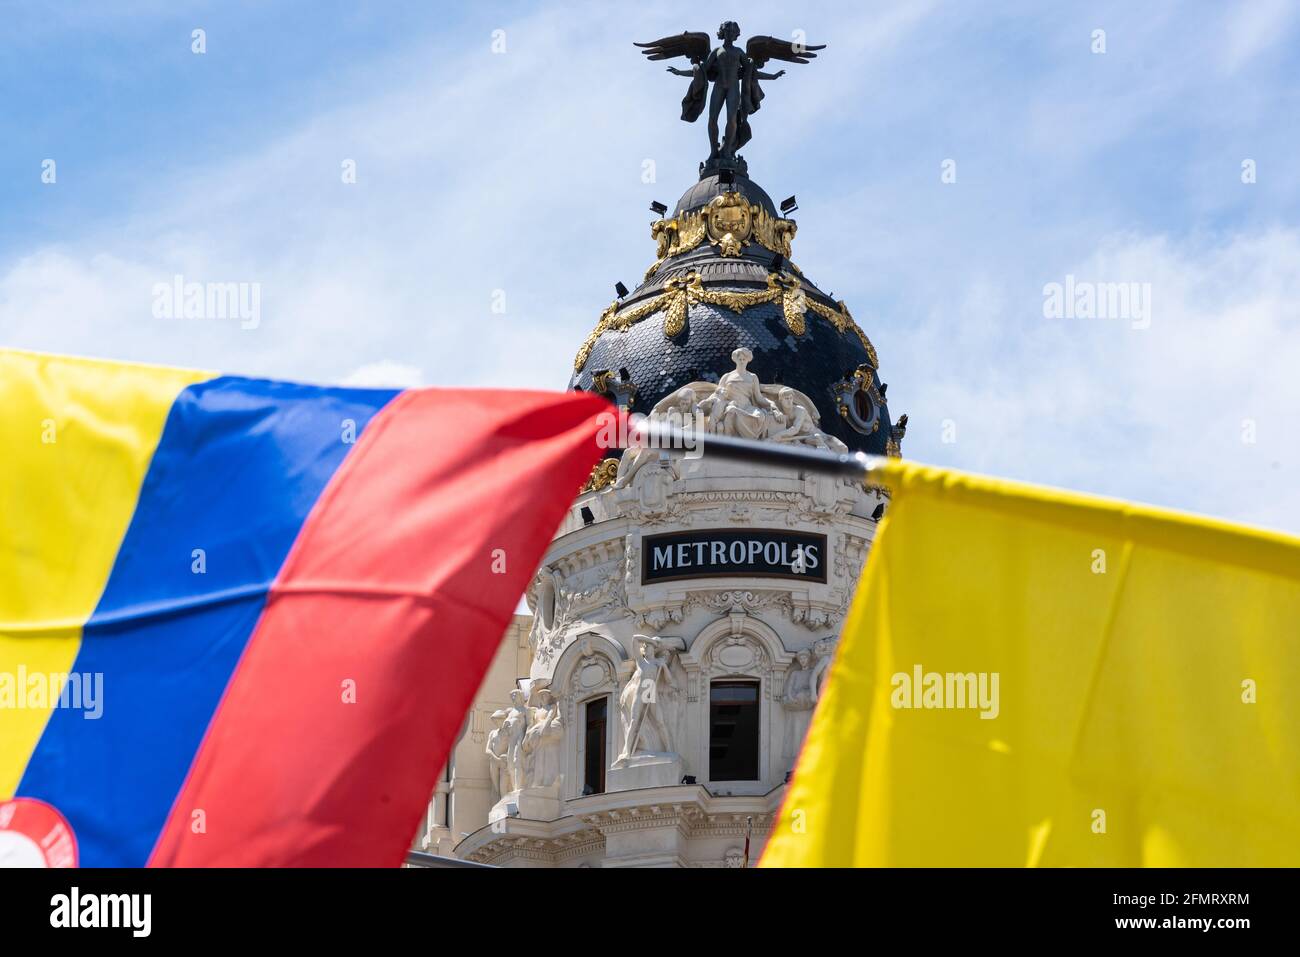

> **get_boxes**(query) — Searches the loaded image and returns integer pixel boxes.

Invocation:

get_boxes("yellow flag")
[762,460,1300,867]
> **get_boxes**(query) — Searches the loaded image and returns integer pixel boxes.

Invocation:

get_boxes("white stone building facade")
[412,372,887,867]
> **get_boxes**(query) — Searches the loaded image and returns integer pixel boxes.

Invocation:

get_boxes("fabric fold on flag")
[762,460,1300,867]
[1,348,607,867]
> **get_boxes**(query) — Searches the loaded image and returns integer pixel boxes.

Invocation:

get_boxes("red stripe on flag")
[148,387,608,866]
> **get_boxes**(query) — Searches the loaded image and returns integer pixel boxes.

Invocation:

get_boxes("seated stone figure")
[700,347,780,440]
[768,387,848,453]
[610,349,847,489]
[613,386,700,489]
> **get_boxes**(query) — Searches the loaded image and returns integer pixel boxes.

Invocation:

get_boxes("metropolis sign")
[641,529,828,585]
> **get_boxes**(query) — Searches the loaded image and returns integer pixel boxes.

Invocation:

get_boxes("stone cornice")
[454,785,787,866]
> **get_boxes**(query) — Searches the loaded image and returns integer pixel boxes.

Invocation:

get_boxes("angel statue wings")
[635,23,825,164]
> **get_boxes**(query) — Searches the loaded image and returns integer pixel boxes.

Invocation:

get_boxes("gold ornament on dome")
[704,192,752,256]
[773,273,808,335]
[642,191,798,279]
[834,362,886,435]
[752,206,797,259]
[573,300,621,373]
[644,210,708,279]
[660,272,697,337]
[806,298,878,369]
[581,458,619,493]
[573,268,882,373]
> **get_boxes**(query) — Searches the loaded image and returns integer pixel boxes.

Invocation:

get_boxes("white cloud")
[1220,0,1295,74]
[2,0,1297,535]
[902,227,1300,532]
[341,360,425,389]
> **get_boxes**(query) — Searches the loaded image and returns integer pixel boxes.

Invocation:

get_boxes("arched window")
[709,680,760,781]
[553,635,625,801]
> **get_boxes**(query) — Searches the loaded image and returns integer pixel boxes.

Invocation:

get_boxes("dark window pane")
[709,680,760,781]
[584,696,608,795]
[854,386,873,422]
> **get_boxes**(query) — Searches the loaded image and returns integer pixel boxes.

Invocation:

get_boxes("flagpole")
[626,418,887,481]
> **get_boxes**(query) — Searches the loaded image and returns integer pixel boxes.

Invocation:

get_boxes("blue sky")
[3,0,1299,532]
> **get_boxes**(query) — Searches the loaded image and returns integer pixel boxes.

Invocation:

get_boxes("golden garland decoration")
[575,271,814,372]
[573,271,882,373]
[806,298,879,369]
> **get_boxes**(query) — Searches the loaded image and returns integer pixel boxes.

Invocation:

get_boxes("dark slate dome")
[569,170,899,458]
[673,171,777,219]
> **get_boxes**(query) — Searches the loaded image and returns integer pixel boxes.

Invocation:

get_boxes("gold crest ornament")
[643,195,798,278]
[704,192,753,256]
[581,458,619,493]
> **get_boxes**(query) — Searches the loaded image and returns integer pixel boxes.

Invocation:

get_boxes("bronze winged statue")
[635,22,825,165]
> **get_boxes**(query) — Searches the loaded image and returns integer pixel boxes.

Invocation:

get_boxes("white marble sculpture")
[525,566,560,655]
[700,347,780,440]
[500,689,531,793]
[484,709,510,802]
[782,638,837,759]
[614,386,699,489]
[522,687,563,790]
[616,635,681,765]
[614,350,847,486]
[769,387,845,452]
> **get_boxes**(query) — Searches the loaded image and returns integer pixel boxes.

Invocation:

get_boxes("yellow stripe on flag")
[0,350,212,796]
[762,460,1300,867]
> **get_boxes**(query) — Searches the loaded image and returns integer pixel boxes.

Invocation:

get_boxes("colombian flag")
[762,460,1300,867]
[0,348,605,867]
